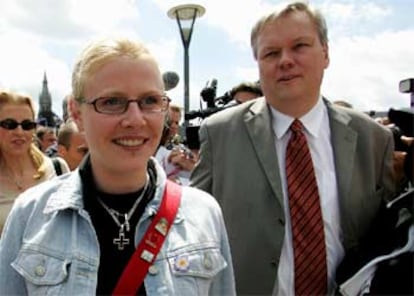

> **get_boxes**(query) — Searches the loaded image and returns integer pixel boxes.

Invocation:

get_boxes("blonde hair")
[169,104,182,115]
[251,1,328,60]
[0,90,47,180]
[72,37,159,101]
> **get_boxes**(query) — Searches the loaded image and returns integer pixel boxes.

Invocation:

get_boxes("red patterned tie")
[286,119,327,295]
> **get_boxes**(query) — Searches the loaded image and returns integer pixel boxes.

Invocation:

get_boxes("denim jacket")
[0,159,235,295]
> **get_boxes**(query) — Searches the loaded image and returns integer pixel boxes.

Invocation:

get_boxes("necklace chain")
[96,174,149,250]
[1,164,24,190]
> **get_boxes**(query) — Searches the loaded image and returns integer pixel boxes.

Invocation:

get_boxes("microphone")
[162,71,180,91]
[205,78,217,89]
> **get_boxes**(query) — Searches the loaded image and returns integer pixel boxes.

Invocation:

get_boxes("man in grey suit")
[190,2,396,295]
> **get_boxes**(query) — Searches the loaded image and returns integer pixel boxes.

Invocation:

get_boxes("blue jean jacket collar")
[43,158,183,224]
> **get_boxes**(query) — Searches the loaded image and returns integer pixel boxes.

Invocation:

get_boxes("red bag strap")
[112,180,182,295]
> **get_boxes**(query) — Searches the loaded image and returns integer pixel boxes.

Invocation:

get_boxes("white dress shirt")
[339,225,413,296]
[270,98,345,295]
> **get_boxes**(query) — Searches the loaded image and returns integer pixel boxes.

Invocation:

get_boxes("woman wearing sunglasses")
[0,90,69,234]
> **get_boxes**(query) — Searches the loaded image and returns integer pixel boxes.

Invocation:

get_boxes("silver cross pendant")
[113,226,130,250]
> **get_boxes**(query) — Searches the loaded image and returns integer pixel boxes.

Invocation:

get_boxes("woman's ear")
[68,96,84,131]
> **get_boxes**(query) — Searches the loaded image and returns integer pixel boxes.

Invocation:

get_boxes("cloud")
[152,0,272,46]
[0,0,139,40]
[0,31,72,114]
[0,0,142,117]
[148,39,179,73]
[320,1,391,22]
[323,29,414,111]
[0,0,412,119]
[195,0,272,46]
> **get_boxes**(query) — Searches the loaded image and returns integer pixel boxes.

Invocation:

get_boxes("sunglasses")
[0,118,37,131]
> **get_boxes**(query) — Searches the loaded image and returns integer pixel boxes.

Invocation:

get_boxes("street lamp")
[168,4,205,126]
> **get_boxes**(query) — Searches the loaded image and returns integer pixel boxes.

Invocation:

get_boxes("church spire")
[39,71,52,112]
[37,71,61,127]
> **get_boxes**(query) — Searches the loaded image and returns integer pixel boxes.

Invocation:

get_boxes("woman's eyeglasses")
[0,118,37,131]
[82,95,170,115]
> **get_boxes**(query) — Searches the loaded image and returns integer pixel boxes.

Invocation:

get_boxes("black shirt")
[79,156,156,295]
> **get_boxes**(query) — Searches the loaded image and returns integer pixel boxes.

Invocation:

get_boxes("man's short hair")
[36,126,56,140]
[57,121,80,150]
[251,1,328,59]
[230,81,263,98]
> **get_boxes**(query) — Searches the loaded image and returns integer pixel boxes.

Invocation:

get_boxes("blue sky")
[0,0,413,121]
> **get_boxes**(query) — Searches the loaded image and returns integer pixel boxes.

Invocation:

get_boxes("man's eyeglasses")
[0,118,37,131]
[83,95,170,115]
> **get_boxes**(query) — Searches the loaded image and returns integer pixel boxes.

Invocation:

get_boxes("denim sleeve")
[0,198,29,295]
[208,203,236,296]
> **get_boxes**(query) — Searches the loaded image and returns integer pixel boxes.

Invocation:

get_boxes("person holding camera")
[337,111,413,295]
[0,37,235,295]
[155,104,198,185]
[190,2,396,295]
[376,115,414,191]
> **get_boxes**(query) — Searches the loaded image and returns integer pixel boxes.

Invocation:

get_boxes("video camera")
[399,78,414,108]
[387,78,414,185]
[185,79,234,121]
[388,108,413,184]
[184,79,236,149]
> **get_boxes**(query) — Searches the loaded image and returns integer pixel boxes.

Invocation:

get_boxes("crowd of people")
[0,1,412,295]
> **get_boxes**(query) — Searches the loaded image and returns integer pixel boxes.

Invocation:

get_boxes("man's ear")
[68,95,84,131]
[323,43,330,69]
[57,144,67,157]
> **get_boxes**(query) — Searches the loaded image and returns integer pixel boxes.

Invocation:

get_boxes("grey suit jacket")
[190,97,396,295]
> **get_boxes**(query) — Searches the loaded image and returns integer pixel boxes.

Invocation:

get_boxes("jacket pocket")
[12,249,70,295]
[167,246,227,295]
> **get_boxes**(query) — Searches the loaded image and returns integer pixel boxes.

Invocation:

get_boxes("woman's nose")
[121,101,147,127]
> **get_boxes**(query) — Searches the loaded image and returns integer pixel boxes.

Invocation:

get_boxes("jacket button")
[278,218,285,226]
[203,253,213,270]
[34,265,46,277]
[148,265,158,275]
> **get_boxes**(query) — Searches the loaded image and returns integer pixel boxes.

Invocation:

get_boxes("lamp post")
[168,4,205,127]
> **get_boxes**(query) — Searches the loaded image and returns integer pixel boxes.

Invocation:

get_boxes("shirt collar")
[43,156,183,223]
[270,96,326,139]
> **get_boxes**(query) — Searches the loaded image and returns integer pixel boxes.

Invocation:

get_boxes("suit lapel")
[241,99,358,223]
[244,99,284,206]
[327,102,358,204]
